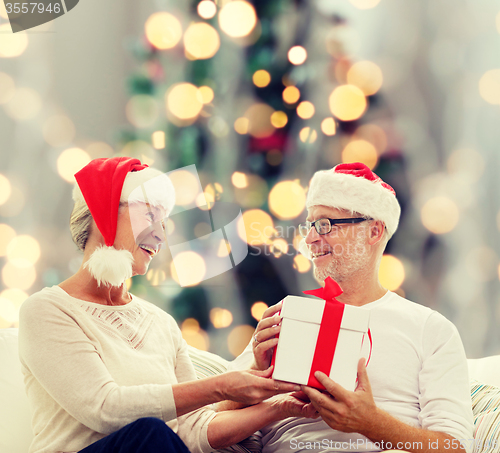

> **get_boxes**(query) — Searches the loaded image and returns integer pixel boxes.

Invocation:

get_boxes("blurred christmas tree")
[118,0,408,358]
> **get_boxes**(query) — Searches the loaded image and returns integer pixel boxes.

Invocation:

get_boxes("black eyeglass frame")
[298,217,372,237]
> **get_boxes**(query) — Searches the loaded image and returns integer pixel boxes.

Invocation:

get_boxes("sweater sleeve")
[18,296,177,435]
[167,328,217,453]
[418,311,474,452]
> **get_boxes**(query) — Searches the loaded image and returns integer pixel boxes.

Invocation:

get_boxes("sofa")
[1,327,500,453]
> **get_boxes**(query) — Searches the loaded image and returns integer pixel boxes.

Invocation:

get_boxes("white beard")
[312,235,371,284]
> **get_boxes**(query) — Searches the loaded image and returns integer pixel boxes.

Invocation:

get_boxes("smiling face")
[113,202,167,276]
[304,205,374,283]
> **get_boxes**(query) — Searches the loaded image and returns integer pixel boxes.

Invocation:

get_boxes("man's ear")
[368,220,385,245]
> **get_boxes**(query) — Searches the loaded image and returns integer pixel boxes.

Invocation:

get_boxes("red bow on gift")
[303,277,345,389]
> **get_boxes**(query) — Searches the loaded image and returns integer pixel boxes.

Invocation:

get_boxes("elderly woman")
[18,157,315,453]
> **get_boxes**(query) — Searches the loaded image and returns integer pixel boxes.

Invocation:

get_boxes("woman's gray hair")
[70,202,93,251]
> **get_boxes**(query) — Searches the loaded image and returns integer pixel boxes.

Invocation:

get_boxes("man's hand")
[251,302,282,371]
[301,358,377,434]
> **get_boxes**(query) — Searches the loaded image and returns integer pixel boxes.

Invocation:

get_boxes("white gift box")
[272,295,370,392]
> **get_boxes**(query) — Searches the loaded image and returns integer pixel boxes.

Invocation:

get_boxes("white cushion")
[0,328,33,453]
[468,356,500,387]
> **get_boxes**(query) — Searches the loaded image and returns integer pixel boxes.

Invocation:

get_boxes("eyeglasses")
[298,217,371,238]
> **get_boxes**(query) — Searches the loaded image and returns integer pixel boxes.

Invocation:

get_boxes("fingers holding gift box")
[271,277,371,392]
[301,358,378,434]
[252,301,283,371]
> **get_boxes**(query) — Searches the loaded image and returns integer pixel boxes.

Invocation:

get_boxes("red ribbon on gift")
[303,276,345,390]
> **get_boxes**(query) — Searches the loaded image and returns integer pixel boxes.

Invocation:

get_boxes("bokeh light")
[379,255,405,291]
[268,181,306,220]
[145,12,182,50]
[219,1,257,38]
[271,238,288,257]
[293,255,311,273]
[2,262,36,290]
[347,61,383,96]
[166,83,203,121]
[43,115,76,147]
[171,251,206,286]
[5,87,42,121]
[0,174,12,205]
[288,46,307,65]
[342,139,378,169]
[329,85,367,121]
[198,86,214,104]
[296,101,315,119]
[234,175,268,208]
[349,0,381,9]
[234,117,249,134]
[217,239,230,257]
[245,103,275,138]
[184,23,220,60]
[299,127,317,143]
[0,224,16,256]
[121,140,155,165]
[447,148,484,182]
[479,69,500,105]
[237,209,274,245]
[227,325,255,357]
[321,118,337,136]
[126,95,159,128]
[0,72,15,104]
[354,124,387,154]
[0,186,25,218]
[270,111,288,128]
[197,0,217,19]
[146,269,167,286]
[0,1,7,19]
[421,197,459,234]
[168,170,200,206]
[232,172,248,188]
[181,318,209,350]
[466,247,498,282]
[251,301,268,321]
[6,235,41,267]
[283,86,300,104]
[57,148,91,183]
[0,24,28,58]
[86,142,114,158]
[152,131,165,149]
[253,69,271,88]
[497,12,500,33]
[210,307,233,328]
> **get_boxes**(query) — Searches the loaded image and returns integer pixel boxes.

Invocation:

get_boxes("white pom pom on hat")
[73,157,176,287]
[299,162,401,259]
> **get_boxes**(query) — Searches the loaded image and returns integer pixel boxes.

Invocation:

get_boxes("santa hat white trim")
[306,170,400,238]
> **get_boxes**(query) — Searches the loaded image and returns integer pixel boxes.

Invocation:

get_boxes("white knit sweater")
[18,286,216,453]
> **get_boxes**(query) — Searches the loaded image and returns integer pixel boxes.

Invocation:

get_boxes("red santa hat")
[299,162,400,258]
[72,157,176,287]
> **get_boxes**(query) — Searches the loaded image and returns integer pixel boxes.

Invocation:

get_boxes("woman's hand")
[221,366,301,405]
[267,391,319,420]
[252,302,283,370]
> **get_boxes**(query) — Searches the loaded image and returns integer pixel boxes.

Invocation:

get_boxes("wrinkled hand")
[252,302,282,370]
[301,358,377,435]
[268,391,319,420]
[222,366,301,406]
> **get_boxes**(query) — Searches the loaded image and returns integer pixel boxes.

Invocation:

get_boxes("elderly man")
[230,162,473,453]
